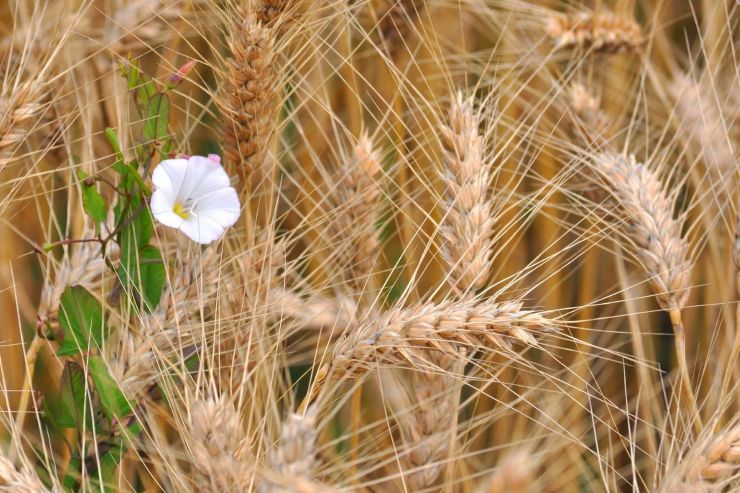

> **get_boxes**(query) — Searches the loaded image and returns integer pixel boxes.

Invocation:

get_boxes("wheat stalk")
[546,10,644,53]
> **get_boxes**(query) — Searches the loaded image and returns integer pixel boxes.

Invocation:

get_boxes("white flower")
[150,155,240,244]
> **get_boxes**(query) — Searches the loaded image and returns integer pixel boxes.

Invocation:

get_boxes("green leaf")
[115,161,147,191]
[57,362,88,429]
[120,60,156,112]
[88,356,132,419]
[120,59,140,91]
[143,93,170,143]
[118,244,165,313]
[119,203,153,251]
[138,245,165,311]
[104,128,124,164]
[78,171,107,225]
[57,286,106,356]
[97,445,123,493]
[112,161,148,227]
[62,454,82,491]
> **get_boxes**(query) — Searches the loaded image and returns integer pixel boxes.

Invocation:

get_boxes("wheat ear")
[439,92,494,294]
[187,394,247,492]
[669,74,737,211]
[670,74,737,173]
[592,154,690,312]
[109,246,220,401]
[331,298,558,377]
[257,0,300,29]
[329,134,383,297]
[17,221,109,441]
[100,0,187,54]
[592,152,700,428]
[393,93,493,488]
[260,406,319,492]
[220,12,279,190]
[660,423,740,492]
[0,81,47,167]
[473,451,536,493]
[546,10,644,53]
[568,82,608,144]
[377,0,425,58]
[270,288,358,333]
[397,349,465,489]
[37,222,109,332]
[0,450,52,493]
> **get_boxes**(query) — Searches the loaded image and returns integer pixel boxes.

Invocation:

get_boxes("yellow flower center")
[173,202,189,219]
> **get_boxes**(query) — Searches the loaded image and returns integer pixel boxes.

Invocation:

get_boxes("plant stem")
[669,308,703,434]
[9,335,45,462]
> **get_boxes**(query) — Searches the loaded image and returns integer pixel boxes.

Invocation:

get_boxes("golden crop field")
[0,0,738,491]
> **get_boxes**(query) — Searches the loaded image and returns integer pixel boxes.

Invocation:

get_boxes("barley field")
[0,0,738,491]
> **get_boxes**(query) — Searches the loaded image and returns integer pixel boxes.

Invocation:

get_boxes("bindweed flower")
[150,155,240,244]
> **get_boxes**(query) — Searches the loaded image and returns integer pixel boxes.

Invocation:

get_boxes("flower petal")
[193,188,241,227]
[150,189,184,229]
[181,156,231,199]
[152,159,189,197]
[178,215,227,244]
[185,155,232,198]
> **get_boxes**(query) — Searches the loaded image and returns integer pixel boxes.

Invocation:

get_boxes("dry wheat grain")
[0,451,51,493]
[260,406,318,492]
[547,11,644,53]
[187,394,248,492]
[220,12,280,187]
[593,153,691,311]
[473,450,536,493]
[439,93,494,294]
[0,81,47,167]
[660,423,740,492]
[329,134,383,295]
[331,298,558,377]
